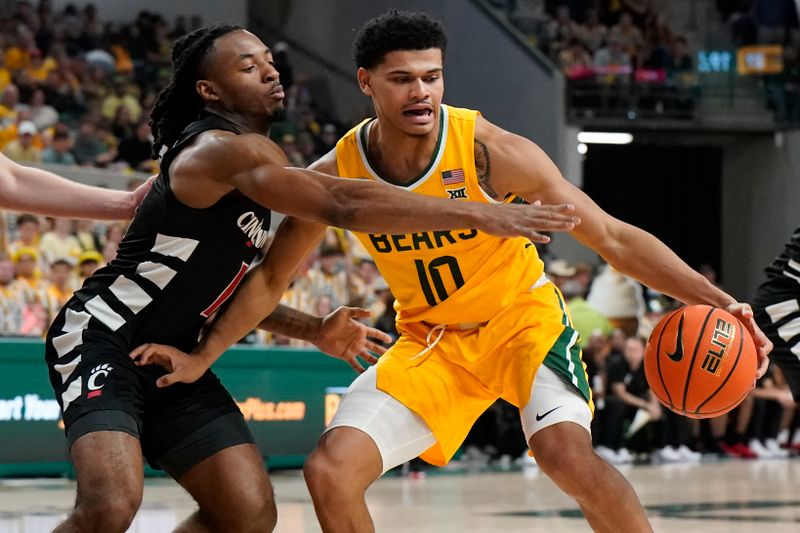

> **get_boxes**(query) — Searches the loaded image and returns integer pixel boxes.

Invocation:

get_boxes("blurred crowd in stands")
[1,1,799,467]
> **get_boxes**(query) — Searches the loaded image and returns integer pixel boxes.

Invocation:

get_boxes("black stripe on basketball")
[693,318,745,413]
[655,309,682,410]
[680,307,716,415]
[687,379,751,418]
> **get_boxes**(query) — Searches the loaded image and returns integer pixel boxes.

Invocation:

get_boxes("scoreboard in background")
[737,45,784,75]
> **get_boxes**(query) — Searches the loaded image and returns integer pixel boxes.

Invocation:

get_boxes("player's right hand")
[130,343,210,387]
[477,201,580,243]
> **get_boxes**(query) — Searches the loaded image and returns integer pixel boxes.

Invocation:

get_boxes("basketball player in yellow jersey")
[132,11,772,533]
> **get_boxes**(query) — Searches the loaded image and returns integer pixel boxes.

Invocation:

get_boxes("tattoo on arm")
[257,303,320,342]
[474,139,498,199]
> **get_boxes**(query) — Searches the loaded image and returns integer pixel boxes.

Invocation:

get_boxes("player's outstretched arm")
[0,153,151,219]
[131,215,390,385]
[473,116,771,376]
[215,139,580,242]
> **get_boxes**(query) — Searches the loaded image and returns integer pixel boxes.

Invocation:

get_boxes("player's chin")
[267,103,287,123]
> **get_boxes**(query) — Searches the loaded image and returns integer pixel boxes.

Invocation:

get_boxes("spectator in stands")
[594,36,633,80]
[0,50,11,94]
[587,263,645,336]
[7,213,40,258]
[559,37,595,79]
[46,257,74,315]
[41,69,82,117]
[546,258,576,289]
[5,25,35,72]
[10,247,48,305]
[0,85,23,126]
[0,253,23,335]
[115,119,154,172]
[110,104,136,140]
[72,116,114,166]
[666,36,696,86]
[2,120,42,163]
[24,48,56,83]
[610,12,644,59]
[76,249,103,283]
[74,219,100,254]
[101,76,142,123]
[27,88,58,131]
[548,5,581,59]
[317,122,339,155]
[510,0,550,49]
[308,241,350,309]
[622,0,656,27]
[39,217,81,266]
[561,278,613,348]
[42,127,77,165]
[579,8,608,52]
[747,365,794,457]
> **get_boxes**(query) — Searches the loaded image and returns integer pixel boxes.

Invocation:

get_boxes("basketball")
[644,305,757,419]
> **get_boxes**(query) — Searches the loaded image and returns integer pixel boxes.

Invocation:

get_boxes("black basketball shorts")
[45,306,255,479]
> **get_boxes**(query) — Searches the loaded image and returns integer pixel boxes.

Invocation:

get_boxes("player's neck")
[367,119,440,185]
[203,105,271,136]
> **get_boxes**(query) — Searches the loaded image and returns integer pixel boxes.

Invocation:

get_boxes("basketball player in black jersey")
[45,24,578,532]
[754,227,800,400]
[0,152,151,219]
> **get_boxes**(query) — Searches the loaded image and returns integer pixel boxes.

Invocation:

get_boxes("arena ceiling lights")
[577,132,634,145]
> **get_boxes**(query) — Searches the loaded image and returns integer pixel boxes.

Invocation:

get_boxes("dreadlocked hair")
[149,23,243,159]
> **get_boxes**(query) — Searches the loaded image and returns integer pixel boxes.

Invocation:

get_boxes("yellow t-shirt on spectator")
[5,47,30,71]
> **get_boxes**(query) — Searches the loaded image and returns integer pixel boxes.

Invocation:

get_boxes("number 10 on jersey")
[414,256,465,306]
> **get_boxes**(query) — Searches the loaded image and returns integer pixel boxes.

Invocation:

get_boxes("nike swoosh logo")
[536,405,562,422]
[666,313,685,362]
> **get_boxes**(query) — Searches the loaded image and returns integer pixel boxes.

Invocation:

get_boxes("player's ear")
[357,67,373,96]
[196,79,220,102]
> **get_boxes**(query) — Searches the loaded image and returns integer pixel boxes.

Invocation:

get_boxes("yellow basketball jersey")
[335,104,545,326]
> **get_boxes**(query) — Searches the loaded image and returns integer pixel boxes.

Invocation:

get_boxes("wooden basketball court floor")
[1,458,798,532]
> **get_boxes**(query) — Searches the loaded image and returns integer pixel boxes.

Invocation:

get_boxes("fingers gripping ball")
[644,305,757,419]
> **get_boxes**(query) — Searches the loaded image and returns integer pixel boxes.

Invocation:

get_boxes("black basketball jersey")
[754,226,800,303]
[70,113,271,351]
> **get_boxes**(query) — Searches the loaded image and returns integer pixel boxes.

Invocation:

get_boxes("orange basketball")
[644,305,757,419]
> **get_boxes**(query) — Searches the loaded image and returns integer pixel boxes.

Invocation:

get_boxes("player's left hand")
[725,302,772,380]
[314,306,392,373]
[128,174,156,217]
[130,343,210,387]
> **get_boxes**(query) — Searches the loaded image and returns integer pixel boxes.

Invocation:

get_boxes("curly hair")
[149,23,243,158]
[352,11,447,70]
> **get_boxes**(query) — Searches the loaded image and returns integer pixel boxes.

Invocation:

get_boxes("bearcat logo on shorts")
[700,318,736,376]
[237,211,269,248]
[87,363,113,398]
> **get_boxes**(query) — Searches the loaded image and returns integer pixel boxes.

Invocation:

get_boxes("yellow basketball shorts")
[375,282,594,466]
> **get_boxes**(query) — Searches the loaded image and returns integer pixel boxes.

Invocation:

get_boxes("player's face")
[359,48,444,137]
[200,30,285,122]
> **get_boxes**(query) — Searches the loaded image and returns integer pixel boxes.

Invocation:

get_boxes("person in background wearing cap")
[76,250,103,283]
[546,258,576,289]
[2,120,42,163]
[9,247,49,307]
[0,151,151,220]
